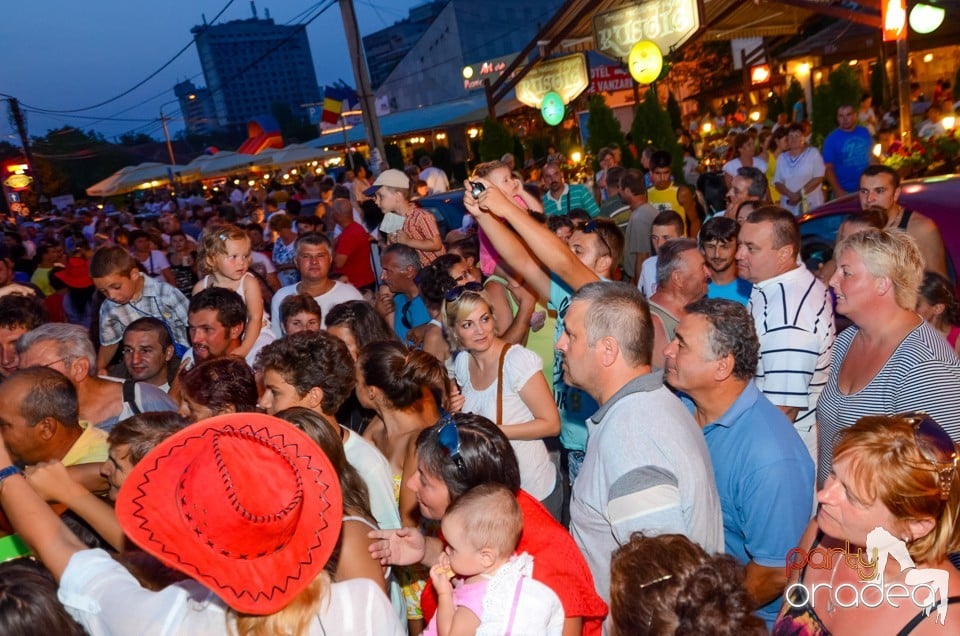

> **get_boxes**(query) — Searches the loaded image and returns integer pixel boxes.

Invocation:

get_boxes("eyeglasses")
[437,414,466,475]
[899,411,959,501]
[444,281,483,302]
[582,220,612,257]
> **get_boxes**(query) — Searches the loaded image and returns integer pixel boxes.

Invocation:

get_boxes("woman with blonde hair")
[817,228,960,487]
[442,283,561,519]
[775,413,960,634]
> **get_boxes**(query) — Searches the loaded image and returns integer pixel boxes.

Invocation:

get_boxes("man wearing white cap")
[365,169,445,266]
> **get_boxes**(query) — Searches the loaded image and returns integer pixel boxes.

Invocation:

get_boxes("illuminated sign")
[589,63,633,94]
[751,64,771,85]
[541,92,565,126]
[882,0,907,41]
[516,53,589,109]
[5,164,28,174]
[462,53,518,91]
[3,174,32,190]
[593,0,701,60]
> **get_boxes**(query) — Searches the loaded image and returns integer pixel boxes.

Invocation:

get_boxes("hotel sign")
[593,0,701,59]
[516,53,589,108]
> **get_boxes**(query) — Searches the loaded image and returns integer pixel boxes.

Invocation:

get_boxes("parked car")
[416,189,467,237]
[800,174,960,281]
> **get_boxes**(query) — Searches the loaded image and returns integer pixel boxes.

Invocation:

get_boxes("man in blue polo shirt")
[375,244,429,343]
[663,297,814,629]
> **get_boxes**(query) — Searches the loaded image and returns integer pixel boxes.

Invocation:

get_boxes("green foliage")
[812,65,862,144]
[384,143,404,170]
[432,145,452,177]
[30,127,133,197]
[0,141,21,162]
[766,93,785,122]
[270,102,316,143]
[512,136,525,166]
[117,132,158,146]
[785,78,805,121]
[870,62,889,110]
[585,95,626,163]
[631,89,686,184]
[666,93,682,132]
[478,117,514,162]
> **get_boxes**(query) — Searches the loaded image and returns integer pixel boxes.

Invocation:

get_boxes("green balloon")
[541,91,565,126]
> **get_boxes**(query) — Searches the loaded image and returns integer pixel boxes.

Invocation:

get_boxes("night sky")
[2,0,423,142]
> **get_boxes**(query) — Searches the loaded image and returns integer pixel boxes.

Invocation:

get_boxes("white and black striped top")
[749,266,835,434]
[817,321,960,487]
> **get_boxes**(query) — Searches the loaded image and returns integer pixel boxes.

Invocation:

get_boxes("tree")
[766,92,785,122]
[785,78,805,122]
[30,127,133,197]
[870,62,889,110]
[270,102,315,144]
[631,88,686,184]
[118,132,158,146]
[666,93,683,133]
[478,117,513,162]
[812,65,861,145]
[585,95,626,165]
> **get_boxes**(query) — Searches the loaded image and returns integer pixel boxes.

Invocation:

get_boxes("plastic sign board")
[516,53,589,109]
[882,0,907,41]
[541,91,566,126]
[593,0,701,60]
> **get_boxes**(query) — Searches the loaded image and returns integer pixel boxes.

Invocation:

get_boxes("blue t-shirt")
[702,382,814,628]
[393,293,430,344]
[707,278,751,306]
[821,126,873,194]
[549,275,598,452]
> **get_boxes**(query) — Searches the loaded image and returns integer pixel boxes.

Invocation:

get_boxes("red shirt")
[334,221,375,288]
[420,490,607,635]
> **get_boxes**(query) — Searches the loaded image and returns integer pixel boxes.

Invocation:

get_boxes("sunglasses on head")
[437,414,466,476]
[582,220,612,257]
[899,411,959,501]
[444,281,483,302]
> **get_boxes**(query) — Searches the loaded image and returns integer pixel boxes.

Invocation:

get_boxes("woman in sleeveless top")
[774,414,960,635]
[917,271,960,357]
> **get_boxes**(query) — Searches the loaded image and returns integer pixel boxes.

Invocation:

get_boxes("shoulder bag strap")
[496,343,511,426]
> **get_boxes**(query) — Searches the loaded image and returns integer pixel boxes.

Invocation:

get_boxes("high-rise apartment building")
[174,80,218,137]
[362,1,446,90]
[189,11,320,131]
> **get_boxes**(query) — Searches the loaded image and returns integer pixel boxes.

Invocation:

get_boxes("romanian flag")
[321,96,342,125]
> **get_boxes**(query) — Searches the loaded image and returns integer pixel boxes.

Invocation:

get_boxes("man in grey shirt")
[559,282,723,603]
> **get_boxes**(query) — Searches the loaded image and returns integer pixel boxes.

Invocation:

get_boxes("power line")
[18,0,238,114]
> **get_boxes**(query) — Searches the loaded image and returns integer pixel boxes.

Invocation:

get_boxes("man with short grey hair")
[725,166,767,219]
[559,281,723,603]
[16,323,176,432]
[663,298,813,628]
[647,238,709,368]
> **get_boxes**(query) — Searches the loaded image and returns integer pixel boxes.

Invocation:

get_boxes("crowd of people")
[0,142,956,636]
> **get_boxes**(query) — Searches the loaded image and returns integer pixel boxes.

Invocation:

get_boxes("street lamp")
[909,3,946,33]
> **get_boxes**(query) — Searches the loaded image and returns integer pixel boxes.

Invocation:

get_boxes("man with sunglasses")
[375,243,430,343]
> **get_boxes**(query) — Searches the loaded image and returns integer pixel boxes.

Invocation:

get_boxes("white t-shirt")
[59,549,405,635]
[342,429,402,531]
[774,148,825,215]
[139,250,171,280]
[270,281,364,337]
[722,156,768,177]
[638,255,658,297]
[455,346,556,500]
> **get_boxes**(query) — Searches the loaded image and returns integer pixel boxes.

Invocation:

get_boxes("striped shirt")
[748,266,835,462]
[816,321,960,487]
[542,184,600,217]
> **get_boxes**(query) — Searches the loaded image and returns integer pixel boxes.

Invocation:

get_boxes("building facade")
[189,14,320,131]
[371,0,563,113]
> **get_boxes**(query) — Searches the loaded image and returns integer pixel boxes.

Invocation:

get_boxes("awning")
[85,162,197,197]
[305,94,523,148]
[488,0,881,103]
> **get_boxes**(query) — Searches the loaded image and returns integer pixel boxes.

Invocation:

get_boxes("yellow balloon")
[628,40,663,85]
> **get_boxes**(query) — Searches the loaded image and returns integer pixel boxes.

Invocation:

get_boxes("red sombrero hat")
[116,413,342,615]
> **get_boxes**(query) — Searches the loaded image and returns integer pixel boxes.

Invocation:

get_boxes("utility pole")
[7,98,43,198]
[160,110,177,165]
[339,0,386,171]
